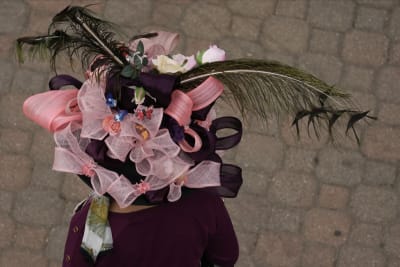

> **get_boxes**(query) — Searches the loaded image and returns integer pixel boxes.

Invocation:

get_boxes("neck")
[109,200,156,213]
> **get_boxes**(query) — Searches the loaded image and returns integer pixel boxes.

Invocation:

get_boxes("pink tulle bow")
[52,123,121,196]
[167,160,221,202]
[105,107,164,162]
[78,79,163,147]
[51,123,175,208]
[129,129,191,179]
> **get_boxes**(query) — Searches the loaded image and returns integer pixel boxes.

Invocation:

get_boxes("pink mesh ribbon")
[167,160,221,202]
[128,31,179,59]
[165,77,224,152]
[52,123,186,208]
[23,89,82,132]
[78,79,163,142]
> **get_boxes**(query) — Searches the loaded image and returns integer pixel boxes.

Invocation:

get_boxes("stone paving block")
[226,0,275,18]
[0,153,33,191]
[363,160,397,186]
[0,249,48,267]
[356,0,396,8]
[389,42,400,65]
[309,29,341,56]
[219,38,265,59]
[266,206,303,233]
[308,0,355,32]
[338,246,385,267]
[236,133,284,172]
[349,91,377,117]
[261,16,309,54]
[389,7,400,41]
[389,259,400,267]
[247,116,280,137]
[0,0,28,34]
[235,230,257,255]
[298,53,343,85]
[284,147,317,173]
[0,60,15,94]
[61,174,92,202]
[184,37,213,55]
[362,125,400,162]
[0,36,16,60]
[15,224,48,250]
[342,31,389,67]
[32,162,65,190]
[46,224,69,261]
[11,67,48,94]
[355,7,388,32]
[350,185,398,223]
[254,231,303,267]
[225,194,268,233]
[377,67,400,103]
[0,190,14,213]
[268,171,316,208]
[301,243,336,267]
[318,184,349,210]
[379,102,400,126]
[240,168,270,195]
[62,200,81,224]
[231,16,261,41]
[0,93,40,130]
[275,0,307,19]
[316,147,364,186]
[262,51,296,65]
[236,254,256,267]
[384,224,400,257]
[30,129,54,163]
[104,0,151,28]
[0,128,32,153]
[281,118,329,149]
[13,188,64,226]
[0,213,15,248]
[181,2,231,39]
[340,65,374,92]
[26,0,71,34]
[350,223,383,247]
[304,208,351,247]
[151,3,183,29]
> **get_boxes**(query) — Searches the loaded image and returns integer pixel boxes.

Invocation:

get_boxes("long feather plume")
[179,59,376,143]
[17,6,125,69]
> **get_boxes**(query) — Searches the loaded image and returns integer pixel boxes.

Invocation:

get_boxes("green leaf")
[137,40,144,55]
[120,65,134,77]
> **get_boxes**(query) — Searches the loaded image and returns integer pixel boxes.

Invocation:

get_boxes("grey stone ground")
[0,0,399,266]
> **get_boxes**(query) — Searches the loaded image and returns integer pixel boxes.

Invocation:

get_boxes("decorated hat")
[17,5,375,208]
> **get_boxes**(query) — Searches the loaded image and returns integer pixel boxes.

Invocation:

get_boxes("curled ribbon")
[164,77,224,153]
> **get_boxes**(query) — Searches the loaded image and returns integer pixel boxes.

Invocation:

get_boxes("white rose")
[152,55,185,73]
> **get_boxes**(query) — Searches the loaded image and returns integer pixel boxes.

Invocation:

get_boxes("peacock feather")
[179,59,376,143]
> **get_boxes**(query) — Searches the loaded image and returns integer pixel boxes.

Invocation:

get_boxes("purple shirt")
[63,191,239,267]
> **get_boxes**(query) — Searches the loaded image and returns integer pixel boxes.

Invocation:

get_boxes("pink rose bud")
[201,45,226,64]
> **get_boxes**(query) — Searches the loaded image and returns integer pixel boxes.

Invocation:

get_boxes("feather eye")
[179,59,376,141]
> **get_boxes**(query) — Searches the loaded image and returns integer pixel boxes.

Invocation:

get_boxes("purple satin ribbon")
[49,75,83,90]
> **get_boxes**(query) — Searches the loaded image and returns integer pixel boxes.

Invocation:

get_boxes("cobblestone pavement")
[0,0,399,266]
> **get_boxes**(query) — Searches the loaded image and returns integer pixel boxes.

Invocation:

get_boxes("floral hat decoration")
[17,5,375,262]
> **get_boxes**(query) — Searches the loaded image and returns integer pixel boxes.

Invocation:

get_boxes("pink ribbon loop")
[164,77,224,153]
[23,89,82,132]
